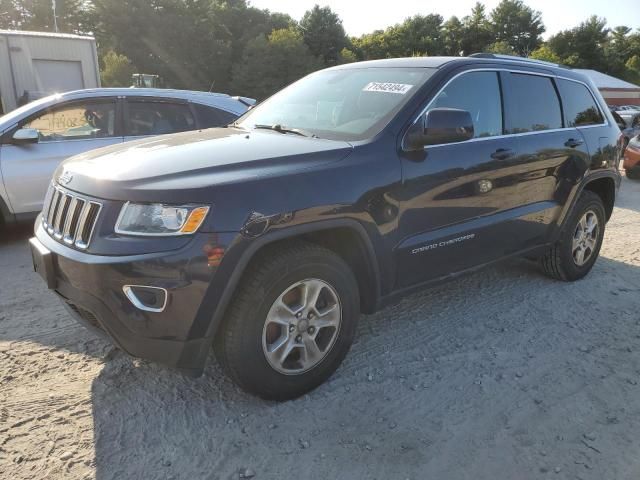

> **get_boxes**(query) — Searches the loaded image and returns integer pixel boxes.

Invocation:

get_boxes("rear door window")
[557,79,604,127]
[428,71,503,138]
[504,73,562,133]
[125,100,196,136]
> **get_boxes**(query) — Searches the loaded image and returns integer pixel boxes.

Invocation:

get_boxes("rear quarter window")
[194,104,238,128]
[557,79,604,127]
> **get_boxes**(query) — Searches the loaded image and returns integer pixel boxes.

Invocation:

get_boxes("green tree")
[0,0,22,29]
[489,0,545,56]
[486,40,514,55]
[299,5,349,66]
[100,50,136,87]
[442,16,464,56]
[0,0,93,33]
[529,45,561,63]
[351,30,389,60]
[92,0,221,90]
[92,0,296,92]
[389,14,445,56]
[547,16,609,71]
[231,27,321,100]
[626,55,640,83]
[338,47,358,64]
[605,26,634,77]
[352,14,445,59]
[460,2,493,55]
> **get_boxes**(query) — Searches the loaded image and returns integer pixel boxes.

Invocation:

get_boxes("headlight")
[115,202,210,236]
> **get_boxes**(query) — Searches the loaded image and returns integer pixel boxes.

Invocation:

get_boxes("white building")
[0,30,100,114]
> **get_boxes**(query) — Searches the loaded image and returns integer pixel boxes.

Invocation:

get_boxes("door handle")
[564,138,584,148]
[490,148,514,160]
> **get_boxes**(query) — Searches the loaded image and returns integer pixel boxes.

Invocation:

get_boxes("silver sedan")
[0,88,253,224]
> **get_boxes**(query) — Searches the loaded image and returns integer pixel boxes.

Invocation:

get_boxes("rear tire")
[539,191,606,281]
[214,241,360,401]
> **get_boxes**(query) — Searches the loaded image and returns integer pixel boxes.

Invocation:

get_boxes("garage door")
[32,59,85,93]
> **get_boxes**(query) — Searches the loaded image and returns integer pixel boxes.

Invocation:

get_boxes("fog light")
[123,285,168,312]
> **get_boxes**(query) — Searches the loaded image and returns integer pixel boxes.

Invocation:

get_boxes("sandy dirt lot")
[1,177,640,480]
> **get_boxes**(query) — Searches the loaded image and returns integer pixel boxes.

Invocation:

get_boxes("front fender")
[193,218,382,343]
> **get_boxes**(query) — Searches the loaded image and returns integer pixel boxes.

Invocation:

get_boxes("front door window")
[22,100,117,142]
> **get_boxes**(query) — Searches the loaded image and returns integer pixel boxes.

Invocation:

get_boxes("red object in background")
[623,139,640,177]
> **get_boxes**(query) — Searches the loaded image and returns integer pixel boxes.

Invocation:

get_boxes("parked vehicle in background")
[0,30,100,115]
[617,105,640,111]
[623,135,640,180]
[0,88,254,224]
[613,105,640,128]
[610,109,640,149]
[131,74,163,89]
[30,54,621,400]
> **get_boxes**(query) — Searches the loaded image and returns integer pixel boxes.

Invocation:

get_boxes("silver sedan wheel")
[262,278,342,375]
[572,210,599,266]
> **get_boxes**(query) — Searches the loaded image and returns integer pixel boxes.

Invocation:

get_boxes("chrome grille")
[42,184,102,250]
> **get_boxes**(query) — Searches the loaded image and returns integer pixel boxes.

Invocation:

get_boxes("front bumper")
[32,220,236,375]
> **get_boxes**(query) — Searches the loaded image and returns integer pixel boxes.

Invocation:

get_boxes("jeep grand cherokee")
[30,55,622,400]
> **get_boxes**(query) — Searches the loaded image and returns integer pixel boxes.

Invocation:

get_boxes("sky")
[248,0,640,38]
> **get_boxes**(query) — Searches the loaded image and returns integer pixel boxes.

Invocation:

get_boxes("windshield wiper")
[253,124,317,138]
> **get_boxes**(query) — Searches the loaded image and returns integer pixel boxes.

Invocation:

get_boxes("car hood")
[55,127,353,202]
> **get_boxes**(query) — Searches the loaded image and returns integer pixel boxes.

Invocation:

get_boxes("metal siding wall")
[0,34,18,112]
[1,34,99,111]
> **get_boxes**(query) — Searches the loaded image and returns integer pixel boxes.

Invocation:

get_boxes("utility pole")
[52,0,59,33]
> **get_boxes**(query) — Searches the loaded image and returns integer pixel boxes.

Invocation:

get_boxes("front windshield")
[237,67,436,141]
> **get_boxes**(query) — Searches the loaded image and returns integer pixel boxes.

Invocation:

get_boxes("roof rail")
[469,53,566,69]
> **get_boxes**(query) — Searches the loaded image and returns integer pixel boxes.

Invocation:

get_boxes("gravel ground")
[1,177,640,480]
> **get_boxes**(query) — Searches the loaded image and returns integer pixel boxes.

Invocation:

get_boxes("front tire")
[214,241,360,401]
[540,190,606,281]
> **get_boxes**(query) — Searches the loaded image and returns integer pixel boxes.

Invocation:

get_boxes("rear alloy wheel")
[214,242,359,401]
[540,190,606,281]
[571,211,599,267]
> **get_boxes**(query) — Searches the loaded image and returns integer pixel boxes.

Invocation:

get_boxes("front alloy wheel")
[263,279,342,375]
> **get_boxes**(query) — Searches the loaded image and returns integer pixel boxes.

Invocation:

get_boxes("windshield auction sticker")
[363,82,414,94]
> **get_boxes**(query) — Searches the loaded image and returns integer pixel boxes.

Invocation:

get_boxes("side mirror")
[404,108,474,150]
[12,128,39,145]
[617,120,627,130]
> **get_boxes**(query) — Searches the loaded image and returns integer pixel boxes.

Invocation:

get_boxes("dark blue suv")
[30,55,623,400]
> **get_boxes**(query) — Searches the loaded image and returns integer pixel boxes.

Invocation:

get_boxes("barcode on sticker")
[363,82,413,94]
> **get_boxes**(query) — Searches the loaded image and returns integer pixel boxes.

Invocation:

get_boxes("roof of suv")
[330,54,590,85]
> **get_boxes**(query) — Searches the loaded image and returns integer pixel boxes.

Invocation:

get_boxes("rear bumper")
[33,220,236,375]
